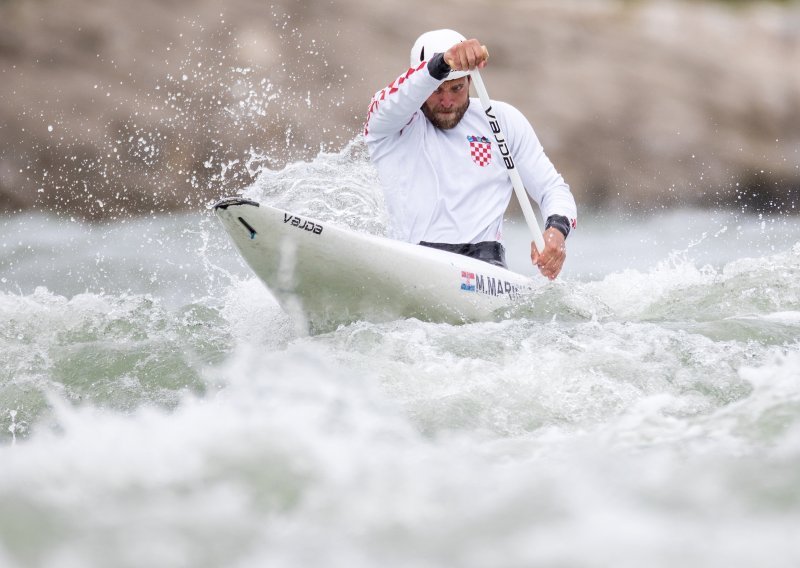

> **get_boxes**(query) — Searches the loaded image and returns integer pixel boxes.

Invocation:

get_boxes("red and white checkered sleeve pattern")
[364,62,442,141]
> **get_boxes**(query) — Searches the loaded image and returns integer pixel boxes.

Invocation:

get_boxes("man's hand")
[531,228,566,280]
[444,39,489,72]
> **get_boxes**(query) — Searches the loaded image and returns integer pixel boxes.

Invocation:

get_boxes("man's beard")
[422,98,470,130]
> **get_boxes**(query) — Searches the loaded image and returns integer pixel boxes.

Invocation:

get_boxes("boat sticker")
[461,271,476,291]
[461,270,523,301]
[283,213,323,235]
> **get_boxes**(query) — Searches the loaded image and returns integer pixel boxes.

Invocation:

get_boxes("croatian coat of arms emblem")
[467,135,492,167]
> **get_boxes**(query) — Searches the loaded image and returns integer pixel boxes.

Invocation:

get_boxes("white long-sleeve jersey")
[364,61,577,245]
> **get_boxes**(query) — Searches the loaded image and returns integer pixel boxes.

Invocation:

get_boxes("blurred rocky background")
[0,0,798,220]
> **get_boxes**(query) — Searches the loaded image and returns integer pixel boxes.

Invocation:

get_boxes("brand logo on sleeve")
[467,135,492,167]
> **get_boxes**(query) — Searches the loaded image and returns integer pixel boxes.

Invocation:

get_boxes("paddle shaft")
[470,70,545,253]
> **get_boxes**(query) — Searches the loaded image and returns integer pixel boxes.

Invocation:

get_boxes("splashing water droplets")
[19,12,356,222]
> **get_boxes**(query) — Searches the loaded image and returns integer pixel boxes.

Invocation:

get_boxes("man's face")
[422,77,470,130]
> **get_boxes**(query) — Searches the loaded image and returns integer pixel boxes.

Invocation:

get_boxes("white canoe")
[213,197,535,332]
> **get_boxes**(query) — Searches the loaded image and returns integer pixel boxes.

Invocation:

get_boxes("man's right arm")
[363,55,451,142]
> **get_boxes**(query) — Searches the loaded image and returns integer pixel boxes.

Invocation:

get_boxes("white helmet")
[410,29,469,80]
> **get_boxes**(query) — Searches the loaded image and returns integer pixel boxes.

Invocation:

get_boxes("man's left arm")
[498,103,577,279]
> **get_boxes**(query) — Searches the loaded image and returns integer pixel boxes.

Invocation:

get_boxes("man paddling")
[364,29,577,280]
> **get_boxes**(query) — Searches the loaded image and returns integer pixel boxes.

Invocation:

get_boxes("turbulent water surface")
[2,144,800,567]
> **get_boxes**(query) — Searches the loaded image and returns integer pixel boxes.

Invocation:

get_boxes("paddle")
[446,45,546,253]
[470,69,546,253]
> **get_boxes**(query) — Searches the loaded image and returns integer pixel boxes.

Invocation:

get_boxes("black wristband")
[427,53,451,80]
[545,215,571,239]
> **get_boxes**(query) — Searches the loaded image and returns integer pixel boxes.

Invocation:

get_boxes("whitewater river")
[1,145,800,567]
